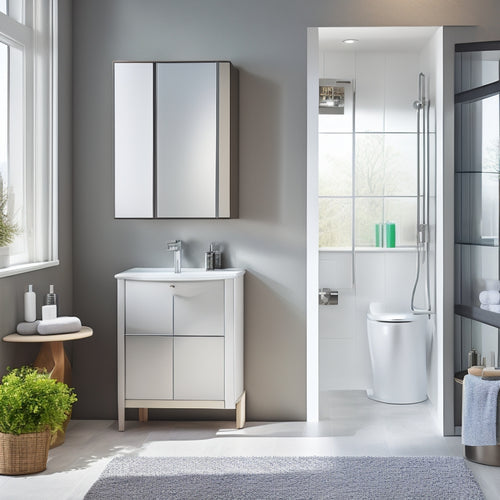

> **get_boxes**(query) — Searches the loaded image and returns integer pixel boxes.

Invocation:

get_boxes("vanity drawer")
[125,281,173,335]
[173,281,224,336]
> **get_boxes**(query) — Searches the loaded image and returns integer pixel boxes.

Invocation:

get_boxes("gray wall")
[71,0,500,420]
[0,1,73,374]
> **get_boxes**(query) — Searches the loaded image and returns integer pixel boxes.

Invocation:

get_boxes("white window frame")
[0,0,58,278]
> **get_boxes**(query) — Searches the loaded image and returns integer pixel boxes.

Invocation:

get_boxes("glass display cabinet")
[454,42,500,441]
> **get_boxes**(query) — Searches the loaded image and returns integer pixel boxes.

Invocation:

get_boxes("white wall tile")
[384,53,419,133]
[355,52,385,132]
[354,252,385,305]
[323,51,355,80]
[319,251,353,289]
[319,288,356,340]
[384,251,418,308]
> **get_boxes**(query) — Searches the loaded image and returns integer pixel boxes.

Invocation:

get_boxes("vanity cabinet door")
[173,337,224,400]
[125,281,173,334]
[125,336,173,399]
[173,281,224,336]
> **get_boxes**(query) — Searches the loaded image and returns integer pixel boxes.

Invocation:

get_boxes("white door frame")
[306,27,319,422]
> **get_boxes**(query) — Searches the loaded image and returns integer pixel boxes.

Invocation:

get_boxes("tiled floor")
[0,391,498,499]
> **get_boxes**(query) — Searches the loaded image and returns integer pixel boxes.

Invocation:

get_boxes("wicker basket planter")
[0,430,51,475]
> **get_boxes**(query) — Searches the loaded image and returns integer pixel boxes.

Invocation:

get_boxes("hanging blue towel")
[462,374,500,446]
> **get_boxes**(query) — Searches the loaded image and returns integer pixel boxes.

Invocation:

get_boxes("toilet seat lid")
[367,311,419,322]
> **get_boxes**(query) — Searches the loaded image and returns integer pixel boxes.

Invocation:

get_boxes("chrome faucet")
[167,240,182,273]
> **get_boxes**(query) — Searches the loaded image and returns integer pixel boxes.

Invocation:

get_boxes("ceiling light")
[342,39,359,45]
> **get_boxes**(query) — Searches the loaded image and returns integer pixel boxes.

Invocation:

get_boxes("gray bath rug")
[85,455,484,499]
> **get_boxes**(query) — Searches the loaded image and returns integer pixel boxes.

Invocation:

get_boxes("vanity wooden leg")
[236,391,246,429]
[138,408,149,423]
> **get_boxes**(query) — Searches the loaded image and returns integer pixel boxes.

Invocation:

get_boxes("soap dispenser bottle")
[24,284,36,322]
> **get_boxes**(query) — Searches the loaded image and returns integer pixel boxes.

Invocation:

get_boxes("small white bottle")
[24,285,36,322]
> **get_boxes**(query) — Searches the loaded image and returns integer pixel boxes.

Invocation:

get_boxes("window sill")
[319,247,418,253]
[0,260,59,278]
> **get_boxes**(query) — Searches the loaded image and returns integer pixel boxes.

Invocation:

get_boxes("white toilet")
[366,302,427,404]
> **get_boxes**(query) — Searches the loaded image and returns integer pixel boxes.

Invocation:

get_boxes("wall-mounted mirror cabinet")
[114,61,239,218]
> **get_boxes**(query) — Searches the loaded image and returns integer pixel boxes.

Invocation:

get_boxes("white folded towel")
[489,304,500,313]
[37,316,82,335]
[17,320,40,335]
[479,290,500,305]
[480,304,491,311]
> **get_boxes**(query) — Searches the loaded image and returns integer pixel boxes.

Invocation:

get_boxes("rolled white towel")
[488,304,500,313]
[480,304,491,311]
[479,290,500,305]
[37,316,82,335]
[17,320,40,335]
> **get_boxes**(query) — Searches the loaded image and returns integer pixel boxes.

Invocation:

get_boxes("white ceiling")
[319,27,440,52]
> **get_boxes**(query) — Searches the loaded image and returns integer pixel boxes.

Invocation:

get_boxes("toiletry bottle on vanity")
[42,284,58,320]
[205,249,214,270]
[210,242,222,269]
[24,284,36,322]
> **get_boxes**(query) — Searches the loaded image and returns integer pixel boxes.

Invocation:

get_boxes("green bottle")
[385,222,396,248]
[375,223,384,247]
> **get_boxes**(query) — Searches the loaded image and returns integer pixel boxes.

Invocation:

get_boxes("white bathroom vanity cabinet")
[115,268,245,431]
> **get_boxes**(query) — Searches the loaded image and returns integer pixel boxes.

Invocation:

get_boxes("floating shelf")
[454,304,500,329]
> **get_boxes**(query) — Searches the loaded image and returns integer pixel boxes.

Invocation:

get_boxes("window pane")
[356,133,417,196]
[0,0,24,23]
[355,134,384,195]
[384,134,417,196]
[318,134,352,196]
[319,198,352,248]
[355,198,384,247]
[384,198,417,246]
[0,42,6,184]
[6,44,25,261]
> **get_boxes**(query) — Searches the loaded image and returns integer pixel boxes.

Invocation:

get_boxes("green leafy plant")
[0,366,77,435]
[0,176,21,248]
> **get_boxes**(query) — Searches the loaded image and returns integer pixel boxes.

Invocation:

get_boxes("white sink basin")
[115,267,245,281]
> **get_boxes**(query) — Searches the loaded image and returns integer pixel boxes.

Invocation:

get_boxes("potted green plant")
[0,366,77,475]
[0,175,20,268]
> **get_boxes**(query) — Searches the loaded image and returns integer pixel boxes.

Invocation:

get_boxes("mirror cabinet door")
[114,63,154,218]
[156,63,218,217]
